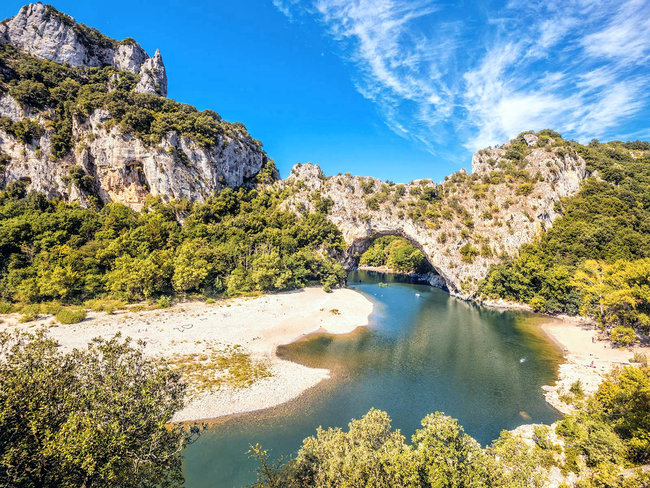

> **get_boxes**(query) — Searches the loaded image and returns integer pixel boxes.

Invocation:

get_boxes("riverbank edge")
[0,287,375,424]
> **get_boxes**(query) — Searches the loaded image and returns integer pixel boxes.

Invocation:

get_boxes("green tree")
[0,330,198,488]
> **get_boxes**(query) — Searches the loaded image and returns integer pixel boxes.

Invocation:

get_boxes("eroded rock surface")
[0,104,268,209]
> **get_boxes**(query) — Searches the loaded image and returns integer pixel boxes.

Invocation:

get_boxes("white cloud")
[582,0,650,65]
[274,0,650,154]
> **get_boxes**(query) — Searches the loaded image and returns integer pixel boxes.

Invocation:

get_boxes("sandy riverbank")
[0,287,374,422]
[540,317,645,413]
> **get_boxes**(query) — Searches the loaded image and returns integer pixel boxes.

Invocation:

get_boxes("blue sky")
[2,1,649,182]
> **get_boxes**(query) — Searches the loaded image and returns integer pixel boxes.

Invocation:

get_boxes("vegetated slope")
[359,235,432,274]
[480,138,650,339]
[0,4,274,208]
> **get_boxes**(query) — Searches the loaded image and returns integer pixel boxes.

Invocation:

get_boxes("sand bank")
[540,318,645,413]
[0,287,374,422]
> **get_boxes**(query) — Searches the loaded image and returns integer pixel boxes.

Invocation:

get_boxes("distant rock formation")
[0,3,167,96]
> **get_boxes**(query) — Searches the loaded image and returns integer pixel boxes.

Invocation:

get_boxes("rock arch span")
[280,137,587,299]
[342,228,449,291]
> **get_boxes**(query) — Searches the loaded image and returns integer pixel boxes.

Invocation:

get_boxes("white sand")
[0,287,373,422]
[541,318,646,413]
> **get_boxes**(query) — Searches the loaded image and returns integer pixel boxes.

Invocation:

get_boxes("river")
[183,270,563,487]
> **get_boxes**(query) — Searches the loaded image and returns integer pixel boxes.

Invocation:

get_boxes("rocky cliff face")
[279,135,587,298]
[0,105,268,209]
[0,3,167,96]
[0,4,271,208]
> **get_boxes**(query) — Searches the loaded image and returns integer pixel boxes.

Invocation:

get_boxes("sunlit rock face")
[280,140,586,298]
[0,103,268,210]
[0,5,270,207]
[0,3,167,96]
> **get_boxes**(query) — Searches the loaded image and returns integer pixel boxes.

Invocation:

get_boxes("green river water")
[183,270,563,487]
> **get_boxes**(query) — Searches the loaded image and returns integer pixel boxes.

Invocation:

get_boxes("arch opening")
[345,232,448,292]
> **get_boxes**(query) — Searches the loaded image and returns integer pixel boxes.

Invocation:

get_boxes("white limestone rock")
[0,4,167,96]
[279,139,587,298]
[0,107,268,210]
[0,92,32,121]
[135,49,168,96]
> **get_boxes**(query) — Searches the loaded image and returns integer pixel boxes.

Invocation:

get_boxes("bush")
[631,352,648,366]
[459,243,479,263]
[570,380,584,398]
[0,330,192,487]
[19,312,38,323]
[157,296,172,309]
[611,326,636,347]
[55,309,87,324]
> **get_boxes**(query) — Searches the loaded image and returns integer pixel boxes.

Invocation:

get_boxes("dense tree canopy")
[359,236,432,274]
[0,184,346,306]
[480,137,650,331]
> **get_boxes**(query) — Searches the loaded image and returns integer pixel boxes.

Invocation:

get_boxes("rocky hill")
[0,3,166,95]
[0,4,273,209]
[278,131,587,298]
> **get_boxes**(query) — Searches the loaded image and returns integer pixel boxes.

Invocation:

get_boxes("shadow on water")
[183,270,563,488]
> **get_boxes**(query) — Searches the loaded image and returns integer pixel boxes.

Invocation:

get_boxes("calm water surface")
[183,270,563,487]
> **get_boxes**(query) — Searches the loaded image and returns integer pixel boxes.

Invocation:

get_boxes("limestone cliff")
[0,3,167,96]
[0,4,271,208]
[0,106,269,209]
[278,133,587,298]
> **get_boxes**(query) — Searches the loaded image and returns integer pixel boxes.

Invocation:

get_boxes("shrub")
[517,183,533,196]
[157,296,172,309]
[19,312,38,323]
[631,352,648,366]
[569,380,584,398]
[611,326,636,347]
[55,309,87,324]
[459,243,479,263]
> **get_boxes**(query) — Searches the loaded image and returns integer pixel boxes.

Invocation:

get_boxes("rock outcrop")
[0,4,269,207]
[0,3,167,96]
[134,49,167,97]
[0,106,268,209]
[279,141,587,298]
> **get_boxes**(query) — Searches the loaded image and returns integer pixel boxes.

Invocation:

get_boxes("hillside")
[0,4,273,209]
[280,130,586,296]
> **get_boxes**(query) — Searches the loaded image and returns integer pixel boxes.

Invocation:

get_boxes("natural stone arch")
[345,230,448,290]
[280,137,586,299]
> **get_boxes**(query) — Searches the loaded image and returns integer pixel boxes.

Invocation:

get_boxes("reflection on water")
[183,270,563,487]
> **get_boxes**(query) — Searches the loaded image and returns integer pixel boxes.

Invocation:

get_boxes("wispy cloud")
[274,0,650,155]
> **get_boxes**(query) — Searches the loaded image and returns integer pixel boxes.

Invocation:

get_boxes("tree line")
[0,182,346,309]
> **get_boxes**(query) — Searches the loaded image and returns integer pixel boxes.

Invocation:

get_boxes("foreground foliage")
[0,330,197,488]
[0,184,346,305]
[554,365,650,487]
[250,366,650,488]
[480,137,650,333]
[250,409,549,488]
